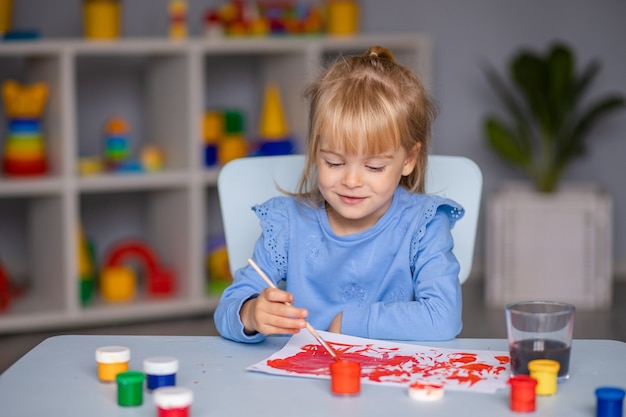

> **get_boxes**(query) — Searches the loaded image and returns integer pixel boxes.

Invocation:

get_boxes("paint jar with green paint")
[116,371,145,406]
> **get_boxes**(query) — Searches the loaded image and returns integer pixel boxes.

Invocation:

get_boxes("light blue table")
[0,335,624,416]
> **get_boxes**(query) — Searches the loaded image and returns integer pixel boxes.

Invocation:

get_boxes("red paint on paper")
[495,355,509,364]
[267,341,510,386]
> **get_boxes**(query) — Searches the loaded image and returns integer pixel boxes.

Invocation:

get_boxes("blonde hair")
[296,46,437,206]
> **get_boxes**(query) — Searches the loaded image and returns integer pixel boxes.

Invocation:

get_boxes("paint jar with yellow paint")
[528,359,560,396]
[83,0,121,40]
[96,345,130,382]
[326,0,359,36]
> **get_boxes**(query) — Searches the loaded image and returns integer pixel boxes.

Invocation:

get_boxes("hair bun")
[366,46,395,62]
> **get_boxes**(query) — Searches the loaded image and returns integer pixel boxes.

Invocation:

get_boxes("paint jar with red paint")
[330,360,361,395]
[508,375,538,412]
[154,386,194,417]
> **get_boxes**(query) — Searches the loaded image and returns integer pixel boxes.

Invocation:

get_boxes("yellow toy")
[0,0,13,35]
[100,265,136,302]
[2,80,48,119]
[326,0,359,36]
[140,144,164,172]
[206,238,232,295]
[83,0,121,40]
[169,0,188,39]
[258,82,288,139]
[203,111,222,144]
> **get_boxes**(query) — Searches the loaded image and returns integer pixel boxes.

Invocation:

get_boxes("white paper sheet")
[248,330,511,394]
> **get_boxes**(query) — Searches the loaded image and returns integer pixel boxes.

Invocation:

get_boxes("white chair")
[218,154,482,284]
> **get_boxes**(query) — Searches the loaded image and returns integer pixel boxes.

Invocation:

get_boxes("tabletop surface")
[0,335,625,417]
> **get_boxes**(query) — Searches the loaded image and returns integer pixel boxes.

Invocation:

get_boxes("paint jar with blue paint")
[143,357,179,391]
[595,387,625,417]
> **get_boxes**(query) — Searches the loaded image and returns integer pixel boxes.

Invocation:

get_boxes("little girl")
[215,46,465,342]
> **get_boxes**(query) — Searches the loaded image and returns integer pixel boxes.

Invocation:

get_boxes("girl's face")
[316,138,417,236]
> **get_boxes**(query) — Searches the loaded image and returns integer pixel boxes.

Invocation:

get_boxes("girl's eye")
[367,165,385,172]
[325,160,343,168]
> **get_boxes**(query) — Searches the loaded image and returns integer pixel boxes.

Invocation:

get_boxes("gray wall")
[10,0,626,277]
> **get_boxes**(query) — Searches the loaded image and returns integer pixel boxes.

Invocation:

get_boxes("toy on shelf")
[169,0,188,39]
[202,109,248,167]
[0,0,13,36]
[0,259,10,312]
[101,239,175,303]
[78,226,97,305]
[78,156,104,176]
[100,265,135,303]
[103,116,132,170]
[206,236,232,295]
[202,1,323,38]
[325,0,359,36]
[82,0,122,40]
[202,111,222,166]
[1,80,49,177]
[139,144,164,172]
[219,110,248,164]
[202,83,296,166]
[253,82,295,156]
[78,116,165,176]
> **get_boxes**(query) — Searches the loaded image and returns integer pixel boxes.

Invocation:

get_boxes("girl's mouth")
[339,194,366,205]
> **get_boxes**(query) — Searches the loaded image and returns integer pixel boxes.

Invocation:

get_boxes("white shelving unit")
[0,34,430,333]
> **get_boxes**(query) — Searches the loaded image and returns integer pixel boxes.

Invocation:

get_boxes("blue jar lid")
[595,387,626,401]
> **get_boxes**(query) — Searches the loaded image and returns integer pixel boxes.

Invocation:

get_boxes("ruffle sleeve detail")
[252,198,292,279]
[410,196,464,264]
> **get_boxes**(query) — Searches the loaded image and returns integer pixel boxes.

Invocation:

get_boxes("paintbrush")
[247,258,341,362]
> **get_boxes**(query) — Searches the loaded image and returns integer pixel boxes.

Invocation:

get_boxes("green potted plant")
[483,42,624,192]
[483,42,625,310]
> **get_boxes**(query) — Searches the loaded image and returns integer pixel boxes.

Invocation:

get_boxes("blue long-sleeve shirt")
[214,187,464,343]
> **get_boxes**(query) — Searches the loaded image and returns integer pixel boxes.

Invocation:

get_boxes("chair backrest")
[218,154,482,284]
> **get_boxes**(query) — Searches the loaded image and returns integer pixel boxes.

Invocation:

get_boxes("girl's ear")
[402,142,421,176]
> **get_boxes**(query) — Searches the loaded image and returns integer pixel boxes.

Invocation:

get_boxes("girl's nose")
[343,167,363,188]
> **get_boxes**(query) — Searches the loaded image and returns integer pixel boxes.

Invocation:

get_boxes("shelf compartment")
[79,185,193,310]
[201,50,309,158]
[75,51,192,174]
[0,194,67,317]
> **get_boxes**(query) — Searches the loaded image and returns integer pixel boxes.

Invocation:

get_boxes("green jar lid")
[117,371,145,384]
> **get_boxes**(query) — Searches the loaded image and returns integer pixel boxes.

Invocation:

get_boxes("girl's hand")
[240,288,308,336]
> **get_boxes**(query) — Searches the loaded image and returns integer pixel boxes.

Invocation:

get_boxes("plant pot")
[485,183,613,311]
